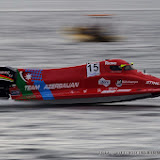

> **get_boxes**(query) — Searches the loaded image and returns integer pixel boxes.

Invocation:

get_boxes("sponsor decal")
[101,89,131,94]
[105,61,117,65]
[116,79,122,87]
[122,80,138,84]
[101,90,116,94]
[25,82,80,91]
[0,71,13,77]
[116,80,138,87]
[117,89,131,92]
[146,81,160,85]
[0,74,14,82]
[98,78,110,87]
[11,90,20,96]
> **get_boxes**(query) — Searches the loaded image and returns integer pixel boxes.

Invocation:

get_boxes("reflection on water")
[0,10,160,159]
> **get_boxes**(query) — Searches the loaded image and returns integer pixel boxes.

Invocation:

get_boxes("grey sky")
[0,0,159,11]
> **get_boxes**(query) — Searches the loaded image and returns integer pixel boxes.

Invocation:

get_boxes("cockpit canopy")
[110,65,134,71]
[105,59,135,71]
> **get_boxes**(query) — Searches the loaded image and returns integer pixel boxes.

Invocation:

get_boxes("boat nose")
[145,77,160,97]
[143,72,160,87]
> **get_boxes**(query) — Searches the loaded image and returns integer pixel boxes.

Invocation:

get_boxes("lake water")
[0,9,160,159]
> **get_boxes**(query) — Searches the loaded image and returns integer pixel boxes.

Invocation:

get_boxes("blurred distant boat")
[63,26,121,42]
[62,14,122,42]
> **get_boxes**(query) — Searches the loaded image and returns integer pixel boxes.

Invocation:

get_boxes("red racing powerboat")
[0,59,160,104]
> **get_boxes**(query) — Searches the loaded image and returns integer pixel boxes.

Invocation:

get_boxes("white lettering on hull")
[122,80,138,84]
[25,82,80,91]
[44,82,79,90]
[105,61,117,65]
[25,85,40,91]
[146,81,160,85]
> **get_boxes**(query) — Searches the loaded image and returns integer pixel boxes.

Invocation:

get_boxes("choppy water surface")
[0,10,160,159]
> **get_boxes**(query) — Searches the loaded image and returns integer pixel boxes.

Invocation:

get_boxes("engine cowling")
[0,67,16,99]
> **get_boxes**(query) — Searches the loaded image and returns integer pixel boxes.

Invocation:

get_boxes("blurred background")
[0,0,160,159]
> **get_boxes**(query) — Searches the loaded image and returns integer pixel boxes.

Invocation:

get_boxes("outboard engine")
[0,67,16,99]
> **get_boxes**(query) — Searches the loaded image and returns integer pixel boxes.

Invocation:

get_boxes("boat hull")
[38,93,153,104]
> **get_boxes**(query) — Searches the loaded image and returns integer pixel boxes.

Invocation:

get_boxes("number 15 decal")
[87,63,100,77]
